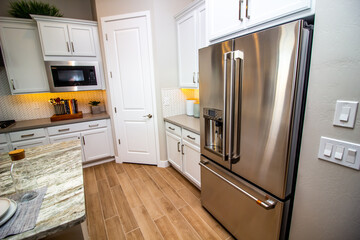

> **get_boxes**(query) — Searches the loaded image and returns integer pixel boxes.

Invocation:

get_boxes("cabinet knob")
[143,114,153,119]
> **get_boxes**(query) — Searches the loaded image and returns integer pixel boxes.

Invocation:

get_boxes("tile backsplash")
[0,66,106,121]
[161,88,199,118]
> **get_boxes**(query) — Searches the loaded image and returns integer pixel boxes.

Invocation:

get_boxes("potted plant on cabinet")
[89,100,101,114]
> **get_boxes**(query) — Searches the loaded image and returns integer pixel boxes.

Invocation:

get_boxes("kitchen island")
[0,140,86,239]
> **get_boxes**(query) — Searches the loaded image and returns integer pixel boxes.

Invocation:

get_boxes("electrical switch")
[323,143,333,157]
[339,107,351,122]
[334,146,345,160]
[346,149,357,164]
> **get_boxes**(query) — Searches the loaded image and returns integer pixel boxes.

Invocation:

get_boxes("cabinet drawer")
[12,138,49,149]
[49,132,81,144]
[9,128,46,142]
[182,128,200,146]
[47,119,107,136]
[165,122,181,137]
[0,143,10,153]
[0,134,7,144]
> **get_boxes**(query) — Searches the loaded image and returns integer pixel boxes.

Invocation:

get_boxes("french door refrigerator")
[199,20,313,240]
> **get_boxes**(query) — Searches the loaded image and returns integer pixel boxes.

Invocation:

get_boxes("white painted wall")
[93,0,193,161]
[0,0,94,20]
[290,0,360,239]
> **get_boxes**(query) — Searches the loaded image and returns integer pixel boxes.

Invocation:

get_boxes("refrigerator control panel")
[318,136,360,170]
[203,108,222,121]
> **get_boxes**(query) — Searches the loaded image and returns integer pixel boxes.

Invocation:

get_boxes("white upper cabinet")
[68,24,95,56]
[207,0,313,41]
[32,15,98,58]
[0,18,49,94]
[176,0,207,88]
[38,21,96,57]
[38,22,72,56]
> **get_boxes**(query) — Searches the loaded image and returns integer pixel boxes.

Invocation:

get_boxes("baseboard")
[157,160,170,168]
[82,157,115,168]
[115,156,123,163]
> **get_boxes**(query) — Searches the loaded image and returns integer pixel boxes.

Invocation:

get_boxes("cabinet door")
[246,0,311,28]
[38,22,72,56]
[183,140,201,187]
[207,0,246,41]
[49,132,81,144]
[11,138,49,150]
[177,11,198,88]
[82,128,111,162]
[68,24,96,56]
[197,3,207,49]
[0,144,10,153]
[0,22,49,93]
[166,131,182,171]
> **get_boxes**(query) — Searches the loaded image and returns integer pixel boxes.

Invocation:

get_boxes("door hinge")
[114,107,117,113]
[118,139,121,144]
[110,71,113,78]
[105,33,108,41]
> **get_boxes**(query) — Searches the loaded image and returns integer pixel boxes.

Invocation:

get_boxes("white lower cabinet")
[12,138,49,150]
[166,131,182,171]
[165,121,201,188]
[49,132,81,144]
[0,144,10,153]
[182,140,201,187]
[3,119,114,164]
[82,128,112,162]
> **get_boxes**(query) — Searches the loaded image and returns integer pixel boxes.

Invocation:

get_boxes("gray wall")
[94,0,193,161]
[290,0,360,239]
[0,0,94,20]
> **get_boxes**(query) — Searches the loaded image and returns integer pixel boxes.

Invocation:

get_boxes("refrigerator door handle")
[200,160,276,210]
[231,50,244,161]
[223,51,233,162]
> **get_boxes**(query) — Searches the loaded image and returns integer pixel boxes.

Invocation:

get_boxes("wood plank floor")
[83,162,233,240]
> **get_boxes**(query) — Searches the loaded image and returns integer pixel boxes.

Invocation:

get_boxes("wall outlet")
[318,136,360,170]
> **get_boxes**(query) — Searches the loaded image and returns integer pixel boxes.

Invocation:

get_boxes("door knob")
[143,114,153,119]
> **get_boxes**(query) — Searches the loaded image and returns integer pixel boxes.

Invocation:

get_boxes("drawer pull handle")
[21,133,34,138]
[199,161,277,210]
[177,142,180,152]
[83,136,86,145]
[89,124,99,127]
[58,128,70,132]
[168,127,175,131]
[187,135,195,140]
[181,144,184,155]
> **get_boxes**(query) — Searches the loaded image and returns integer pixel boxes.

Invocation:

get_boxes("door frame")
[100,11,160,166]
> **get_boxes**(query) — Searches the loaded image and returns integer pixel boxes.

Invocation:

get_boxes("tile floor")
[83,162,233,240]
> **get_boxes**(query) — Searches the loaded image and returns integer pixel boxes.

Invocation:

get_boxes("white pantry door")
[102,13,158,165]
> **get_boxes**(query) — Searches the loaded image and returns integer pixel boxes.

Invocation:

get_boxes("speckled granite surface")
[164,114,200,134]
[0,140,85,239]
[0,112,110,134]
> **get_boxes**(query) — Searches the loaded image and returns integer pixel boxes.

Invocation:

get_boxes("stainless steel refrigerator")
[199,20,313,240]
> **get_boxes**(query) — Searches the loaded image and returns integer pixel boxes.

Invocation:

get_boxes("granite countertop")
[0,140,85,239]
[164,114,200,134]
[0,112,110,134]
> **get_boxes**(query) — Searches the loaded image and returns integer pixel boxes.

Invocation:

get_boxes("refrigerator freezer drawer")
[200,158,284,240]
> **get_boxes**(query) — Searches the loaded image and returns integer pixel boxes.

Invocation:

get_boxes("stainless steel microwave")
[45,61,102,92]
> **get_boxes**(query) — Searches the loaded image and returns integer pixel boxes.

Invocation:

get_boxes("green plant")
[8,0,63,19]
[89,101,101,106]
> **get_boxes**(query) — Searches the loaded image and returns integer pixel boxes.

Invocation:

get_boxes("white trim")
[100,11,160,166]
[31,14,97,26]
[0,17,34,24]
[115,156,123,163]
[158,160,170,168]
[82,157,114,168]
[174,0,205,19]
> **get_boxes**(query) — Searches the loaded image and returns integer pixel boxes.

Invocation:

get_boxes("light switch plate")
[318,136,360,170]
[333,100,358,128]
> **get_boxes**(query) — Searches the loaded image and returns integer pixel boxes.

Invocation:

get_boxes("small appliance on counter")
[186,99,196,116]
[0,120,15,129]
[193,101,200,118]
